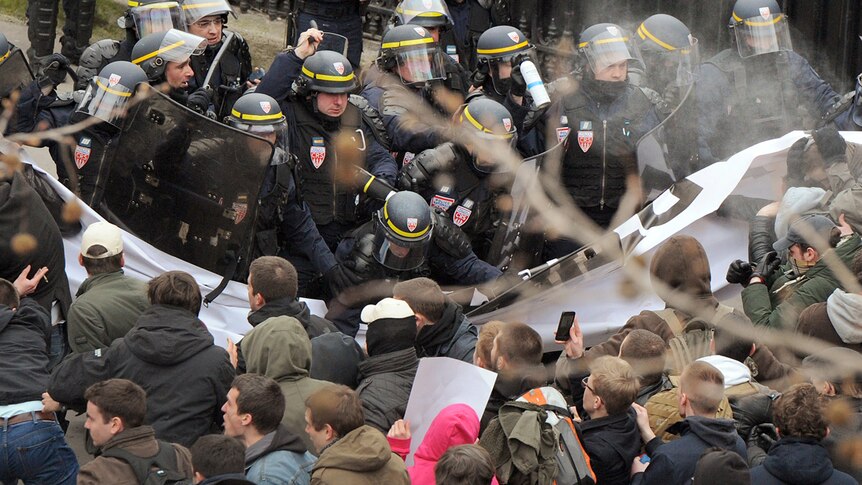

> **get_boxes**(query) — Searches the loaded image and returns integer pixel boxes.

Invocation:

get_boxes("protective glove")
[753,251,780,280]
[187,88,212,116]
[323,263,363,297]
[37,53,71,88]
[811,125,847,166]
[747,423,778,452]
[726,259,754,286]
[509,62,527,97]
[470,62,489,89]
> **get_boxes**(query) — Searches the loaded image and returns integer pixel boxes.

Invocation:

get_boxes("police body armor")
[704,49,802,161]
[64,110,118,206]
[289,99,367,226]
[189,31,252,120]
[346,222,432,282]
[559,84,652,216]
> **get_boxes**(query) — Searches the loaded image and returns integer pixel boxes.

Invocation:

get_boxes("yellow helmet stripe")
[476,39,529,55]
[637,23,676,51]
[732,11,784,26]
[383,204,430,238]
[135,2,180,9]
[301,66,355,82]
[462,106,514,138]
[577,36,629,48]
[95,79,133,97]
[395,7,443,17]
[381,37,435,49]
[230,108,282,121]
[132,39,186,65]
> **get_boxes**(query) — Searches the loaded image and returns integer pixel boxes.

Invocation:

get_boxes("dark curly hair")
[773,383,828,441]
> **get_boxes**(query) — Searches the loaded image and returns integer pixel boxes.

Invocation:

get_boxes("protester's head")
[393,277,447,329]
[79,221,125,275]
[490,321,542,373]
[474,321,504,369]
[304,385,365,454]
[434,444,496,485]
[773,214,839,268]
[84,379,147,447]
[583,356,639,418]
[222,374,285,441]
[619,329,667,387]
[0,278,19,309]
[650,235,714,304]
[803,347,862,399]
[247,256,298,311]
[361,297,417,356]
[773,383,829,441]
[190,434,245,483]
[679,361,725,418]
[148,271,202,315]
[692,447,751,485]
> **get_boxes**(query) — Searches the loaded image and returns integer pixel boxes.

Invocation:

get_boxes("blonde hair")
[680,361,725,415]
[589,356,639,415]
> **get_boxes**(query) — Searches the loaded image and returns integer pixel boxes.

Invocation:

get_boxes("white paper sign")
[403,357,498,465]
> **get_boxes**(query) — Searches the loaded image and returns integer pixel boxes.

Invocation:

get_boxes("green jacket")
[67,270,149,353]
[742,234,862,329]
[311,425,410,485]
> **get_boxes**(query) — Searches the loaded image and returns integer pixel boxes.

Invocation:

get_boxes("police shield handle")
[295,27,324,60]
[519,60,550,109]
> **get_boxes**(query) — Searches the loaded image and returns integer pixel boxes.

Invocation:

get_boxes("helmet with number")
[378,24,446,87]
[577,23,642,76]
[457,97,517,172]
[76,61,148,128]
[728,0,792,58]
[635,14,699,87]
[393,0,453,30]
[182,0,236,27]
[475,25,534,96]
[293,50,358,96]
[226,92,288,149]
[119,0,187,38]
[372,190,433,271]
[131,29,206,81]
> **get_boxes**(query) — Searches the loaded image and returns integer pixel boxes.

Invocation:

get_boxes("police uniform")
[293,0,364,68]
[26,0,96,63]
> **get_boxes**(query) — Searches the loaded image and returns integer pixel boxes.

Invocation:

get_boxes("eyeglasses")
[193,18,223,29]
[581,376,595,394]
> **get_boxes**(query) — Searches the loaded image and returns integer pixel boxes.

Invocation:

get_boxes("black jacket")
[0,299,51,405]
[356,348,418,433]
[248,297,336,338]
[415,299,477,363]
[633,416,746,485]
[48,304,235,447]
[579,408,642,485]
[481,365,548,432]
[750,437,856,485]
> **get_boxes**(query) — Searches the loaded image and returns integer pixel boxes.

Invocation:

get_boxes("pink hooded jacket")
[388,403,499,485]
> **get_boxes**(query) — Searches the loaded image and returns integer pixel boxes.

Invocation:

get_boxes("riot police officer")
[329,190,502,336]
[183,0,253,121]
[633,14,699,116]
[399,97,518,260]
[75,0,187,91]
[26,0,96,65]
[697,0,841,165]
[131,29,207,101]
[257,29,398,294]
[66,61,149,206]
[531,23,660,256]
[362,24,449,165]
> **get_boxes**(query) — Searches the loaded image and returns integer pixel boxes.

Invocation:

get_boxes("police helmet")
[0,33,11,65]
[227,92,288,148]
[457,97,517,172]
[119,0,187,38]
[578,23,642,76]
[635,14,699,87]
[76,61,148,127]
[378,25,446,86]
[182,0,236,27]
[131,29,206,82]
[475,26,534,96]
[728,0,792,58]
[372,190,433,270]
[293,50,357,96]
[393,0,453,30]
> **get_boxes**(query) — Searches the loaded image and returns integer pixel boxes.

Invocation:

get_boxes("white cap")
[80,222,124,259]
[360,297,414,324]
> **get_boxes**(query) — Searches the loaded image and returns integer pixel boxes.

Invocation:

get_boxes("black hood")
[124,304,215,366]
[494,364,549,400]
[0,305,12,334]
[763,437,837,484]
[248,297,311,327]
[246,424,307,465]
[415,299,461,357]
[677,416,742,449]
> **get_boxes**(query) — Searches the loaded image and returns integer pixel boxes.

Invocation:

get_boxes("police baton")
[201,30,236,92]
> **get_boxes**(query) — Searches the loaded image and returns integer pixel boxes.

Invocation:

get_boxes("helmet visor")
[181,0,235,24]
[372,222,430,271]
[131,2,186,38]
[228,119,288,153]
[77,76,137,126]
[732,13,792,58]
[644,37,699,87]
[394,46,446,85]
[135,30,206,66]
[580,30,641,74]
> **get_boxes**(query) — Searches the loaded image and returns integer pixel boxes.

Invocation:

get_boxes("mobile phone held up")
[555,311,577,341]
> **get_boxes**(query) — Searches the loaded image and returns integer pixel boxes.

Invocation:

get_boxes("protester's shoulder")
[172,442,194,476]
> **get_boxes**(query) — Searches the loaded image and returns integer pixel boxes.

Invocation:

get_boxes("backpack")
[99,440,192,485]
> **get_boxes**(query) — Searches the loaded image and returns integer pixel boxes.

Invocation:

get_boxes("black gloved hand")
[187,88,212,116]
[509,62,527,97]
[726,259,754,286]
[812,125,847,166]
[753,251,780,280]
[747,423,778,452]
[734,393,777,440]
[470,62,489,89]
[323,263,363,297]
[37,53,71,88]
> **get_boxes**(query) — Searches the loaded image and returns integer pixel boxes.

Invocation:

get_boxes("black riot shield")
[636,83,699,201]
[101,84,273,278]
[0,49,35,99]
